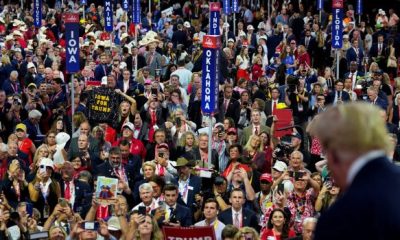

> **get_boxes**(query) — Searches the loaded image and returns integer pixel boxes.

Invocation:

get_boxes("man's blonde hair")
[310,103,390,156]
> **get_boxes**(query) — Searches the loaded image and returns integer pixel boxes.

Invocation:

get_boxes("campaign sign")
[232,0,239,13]
[209,2,220,35]
[356,0,362,15]
[33,0,41,27]
[331,0,343,49]
[132,0,141,24]
[223,0,231,15]
[317,0,323,10]
[201,35,220,114]
[64,13,80,73]
[163,226,216,240]
[122,0,129,11]
[104,0,113,32]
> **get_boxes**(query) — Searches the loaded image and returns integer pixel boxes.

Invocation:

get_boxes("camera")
[214,176,225,185]
[80,221,100,231]
[273,143,293,160]
[286,75,300,95]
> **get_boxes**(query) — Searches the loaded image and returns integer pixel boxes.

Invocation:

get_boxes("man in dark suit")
[325,80,351,106]
[152,184,192,227]
[366,87,388,110]
[94,53,111,81]
[217,85,241,125]
[126,45,146,74]
[300,30,316,56]
[183,133,219,171]
[346,39,364,70]
[174,158,202,209]
[343,61,365,90]
[311,103,400,240]
[96,146,136,209]
[58,162,92,218]
[218,188,259,232]
[369,34,387,70]
[2,71,21,95]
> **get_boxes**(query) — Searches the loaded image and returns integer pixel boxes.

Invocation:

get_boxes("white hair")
[303,217,318,227]
[139,183,154,193]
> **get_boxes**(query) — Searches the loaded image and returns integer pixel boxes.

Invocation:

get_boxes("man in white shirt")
[171,59,192,90]
[195,199,226,240]
[132,183,159,213]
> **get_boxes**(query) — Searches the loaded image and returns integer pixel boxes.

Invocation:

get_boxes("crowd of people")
[0,0,399,239]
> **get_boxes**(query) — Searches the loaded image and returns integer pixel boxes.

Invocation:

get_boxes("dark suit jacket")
[371,97,388,110]
[369,43,387,59]
[67,136,100,161]
[96,161,136,209]
[300,36,316,55]
[346,47,364,68]
[59,179,92,218]
[325,91,351,105]
[152,203,193,227]
[314,157,400,240]
[126,55,146,73]
[217,98,240,125]
[94,64,111,81]
[183,148,219,171]
[174,174,202,209]
[218,208,259,232]
[2,79,21,95]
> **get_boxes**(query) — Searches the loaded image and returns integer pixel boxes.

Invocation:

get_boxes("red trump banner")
[163,226,217,240]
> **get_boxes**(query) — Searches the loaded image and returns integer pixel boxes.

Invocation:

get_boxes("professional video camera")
[273,134,294,161]
[286,75,300,95]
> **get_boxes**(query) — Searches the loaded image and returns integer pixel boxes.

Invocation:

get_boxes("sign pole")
[317,0,323,23]
[356,0,362,25]
[64,13,80,135]
[71,74,75,133]
[207,114,213,169]
[225,15,228,47]
[149,0,151,14]
[232,0,239,38]
[336,50,340,79]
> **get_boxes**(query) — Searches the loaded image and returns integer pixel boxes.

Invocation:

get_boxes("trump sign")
[331,0,343,49]
[64,13,80,73]
[201,35,220,114]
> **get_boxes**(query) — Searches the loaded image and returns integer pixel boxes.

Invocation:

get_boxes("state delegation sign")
[64,13,80,73]
[331,0,343,49]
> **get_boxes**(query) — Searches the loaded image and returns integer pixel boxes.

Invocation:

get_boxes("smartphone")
[28,231,49,239]
[277,183,285,194]
[158,201,165,210]
[26,203,33,217]
[176,117,181,127]
[138,206,146,216]
[158,152,164,158]
[294,172,304,181]
[39,165,46,174]
[81,221,100,231]
[58,198,68,207]
[288,171,294,178]
[151,88,158,95]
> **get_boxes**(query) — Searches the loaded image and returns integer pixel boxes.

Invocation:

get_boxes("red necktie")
[255,126,259,135]
[65,182,71,201]
[151,110,157,125]
[272,101,277,114]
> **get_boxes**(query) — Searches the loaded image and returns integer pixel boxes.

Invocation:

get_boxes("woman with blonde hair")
[176,131,198,157]
[233,226,260,240]
[244,134,268,173]
[30,144,50,178]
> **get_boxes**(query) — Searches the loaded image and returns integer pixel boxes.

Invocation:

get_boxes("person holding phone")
[314,178,340,214]
[147,143,177,183]
[28,158,61,222]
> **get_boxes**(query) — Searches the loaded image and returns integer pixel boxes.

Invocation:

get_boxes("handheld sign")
[331,0,343,49]
[317,0,323,11]
[232,0,239,13]
[64,13,80,73]
[163,226,216,240]
[223,0,231,15]
[104,0,113,32]
[209,2,221,35]
[122,0,129,11]
[201,35,220,114]
[33,0,42,27]
[356,0,362,15]
[132,0,141,24]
